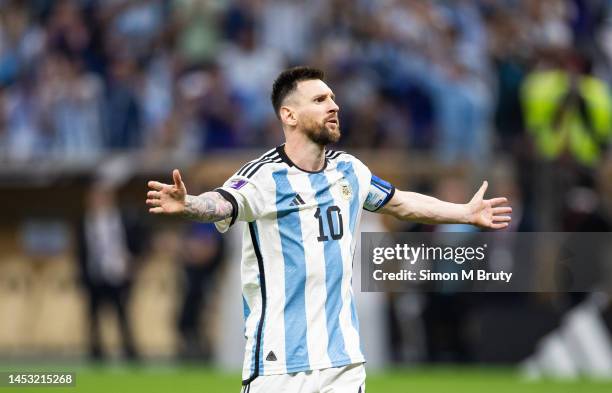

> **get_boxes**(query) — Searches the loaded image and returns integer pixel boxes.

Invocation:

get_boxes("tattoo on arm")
[183,192,233,222]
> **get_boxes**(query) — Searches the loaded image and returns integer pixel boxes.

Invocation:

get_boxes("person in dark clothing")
[76,182,143,360]
[177,222,225,360]
[103,55,142,149]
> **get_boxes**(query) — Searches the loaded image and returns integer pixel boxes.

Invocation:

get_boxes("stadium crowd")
[0,0,610,165]
[2,0,612,365]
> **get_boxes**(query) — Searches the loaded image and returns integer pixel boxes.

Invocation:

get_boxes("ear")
[280,106,297,127]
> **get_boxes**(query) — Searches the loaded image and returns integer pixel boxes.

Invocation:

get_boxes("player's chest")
[271,171,357,213]
[270,171,359,243]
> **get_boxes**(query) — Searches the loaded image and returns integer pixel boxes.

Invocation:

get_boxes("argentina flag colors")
[214,145,395,384]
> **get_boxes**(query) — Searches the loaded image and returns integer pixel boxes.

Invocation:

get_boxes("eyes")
[314,94,336,103]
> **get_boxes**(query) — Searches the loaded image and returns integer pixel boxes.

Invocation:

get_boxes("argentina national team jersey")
[214,145,395,384]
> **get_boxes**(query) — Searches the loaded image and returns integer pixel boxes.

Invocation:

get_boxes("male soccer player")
[146,67,512,393]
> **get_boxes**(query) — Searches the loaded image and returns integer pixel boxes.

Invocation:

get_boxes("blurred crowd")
[2,0,612,365]
[0,0,611,165]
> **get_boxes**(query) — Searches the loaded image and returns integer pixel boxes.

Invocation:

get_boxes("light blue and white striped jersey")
[214,145,395,383]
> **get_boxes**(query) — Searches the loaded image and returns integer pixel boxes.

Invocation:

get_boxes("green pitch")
[3,364,612,393]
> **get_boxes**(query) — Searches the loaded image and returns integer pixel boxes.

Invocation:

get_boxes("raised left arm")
[378,181,512,230]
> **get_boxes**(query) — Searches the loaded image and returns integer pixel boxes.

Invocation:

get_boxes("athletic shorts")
[240,363,366,393]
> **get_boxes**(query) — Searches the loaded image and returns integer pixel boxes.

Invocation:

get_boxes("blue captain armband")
[364,175,395,212]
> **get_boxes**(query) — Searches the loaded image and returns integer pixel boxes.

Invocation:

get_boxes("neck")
[283,132,326,172]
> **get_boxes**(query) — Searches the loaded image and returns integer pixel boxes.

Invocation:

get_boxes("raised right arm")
[146,169,233,223]
[183,192,233,222]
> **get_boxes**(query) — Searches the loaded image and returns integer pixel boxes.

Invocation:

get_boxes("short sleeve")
[214,175,267,233]
[363,174,395,212]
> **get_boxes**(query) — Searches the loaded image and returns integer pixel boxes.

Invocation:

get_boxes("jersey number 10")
[314,206,344,242]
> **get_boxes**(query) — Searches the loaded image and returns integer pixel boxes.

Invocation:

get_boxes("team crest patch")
[229,179,247,190]
[339,179,352,200]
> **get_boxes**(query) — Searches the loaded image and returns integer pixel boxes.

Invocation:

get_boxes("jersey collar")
[276,144,328,174]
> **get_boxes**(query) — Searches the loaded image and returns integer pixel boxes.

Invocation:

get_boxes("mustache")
[325,115,339,123]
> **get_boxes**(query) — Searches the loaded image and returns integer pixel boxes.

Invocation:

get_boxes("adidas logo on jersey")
[289,194,305,206]
[266,351,277,361]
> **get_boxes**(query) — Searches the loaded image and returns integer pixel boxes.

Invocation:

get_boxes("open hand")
[146,169,187,215]
[467,181,512,230]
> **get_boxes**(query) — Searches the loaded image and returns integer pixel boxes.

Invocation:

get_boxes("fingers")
[493,206,512,215]
[486,213,511,230]
[146,184,164,211]
[146,198,160,207]
[148,170,184,193]
[475,180,488,199]
[148,181,169,191]
[490,222,509,230]
[173,169,183,188]
[488,197,508,206]
[147,170,184,215]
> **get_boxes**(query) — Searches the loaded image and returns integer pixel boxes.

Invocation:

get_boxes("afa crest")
[338,179,352,200]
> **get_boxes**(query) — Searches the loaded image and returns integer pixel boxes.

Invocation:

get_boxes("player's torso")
[240,156,367,376]
[272,163,360,237]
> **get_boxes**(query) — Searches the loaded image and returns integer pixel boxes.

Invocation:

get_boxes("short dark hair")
[270,66,325,118]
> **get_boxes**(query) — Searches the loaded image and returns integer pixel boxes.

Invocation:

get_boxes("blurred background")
[1,0,612,391]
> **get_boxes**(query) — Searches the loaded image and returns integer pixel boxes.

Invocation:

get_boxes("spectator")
[172,0,222,65]
[76,182,143,360]
[521,52,612,167]
[218,23,285,140]
[103,52,142,149]
[177,222,225,361]
[0,1,45,85]
[37,52,105,158]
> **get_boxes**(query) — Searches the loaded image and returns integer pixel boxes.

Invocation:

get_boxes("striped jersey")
[214,145,395,383]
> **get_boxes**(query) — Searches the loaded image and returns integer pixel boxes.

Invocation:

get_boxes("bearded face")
[282,79,341,146]
[301,113,341,146]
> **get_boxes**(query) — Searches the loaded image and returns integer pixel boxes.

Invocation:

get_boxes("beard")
[302,118,341,146]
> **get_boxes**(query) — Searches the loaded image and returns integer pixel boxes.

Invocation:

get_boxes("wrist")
[181,194,194,216]
[462,203,474,225]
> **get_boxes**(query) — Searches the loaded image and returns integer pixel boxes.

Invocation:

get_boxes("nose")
[328,98,339,113]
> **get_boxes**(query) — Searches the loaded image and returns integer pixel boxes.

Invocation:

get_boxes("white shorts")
[240,363,366,393]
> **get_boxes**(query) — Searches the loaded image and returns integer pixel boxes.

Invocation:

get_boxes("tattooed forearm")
[183,192,233,222]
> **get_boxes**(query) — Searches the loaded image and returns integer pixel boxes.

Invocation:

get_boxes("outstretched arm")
[146,169,233,222]
[378,181,512,230]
